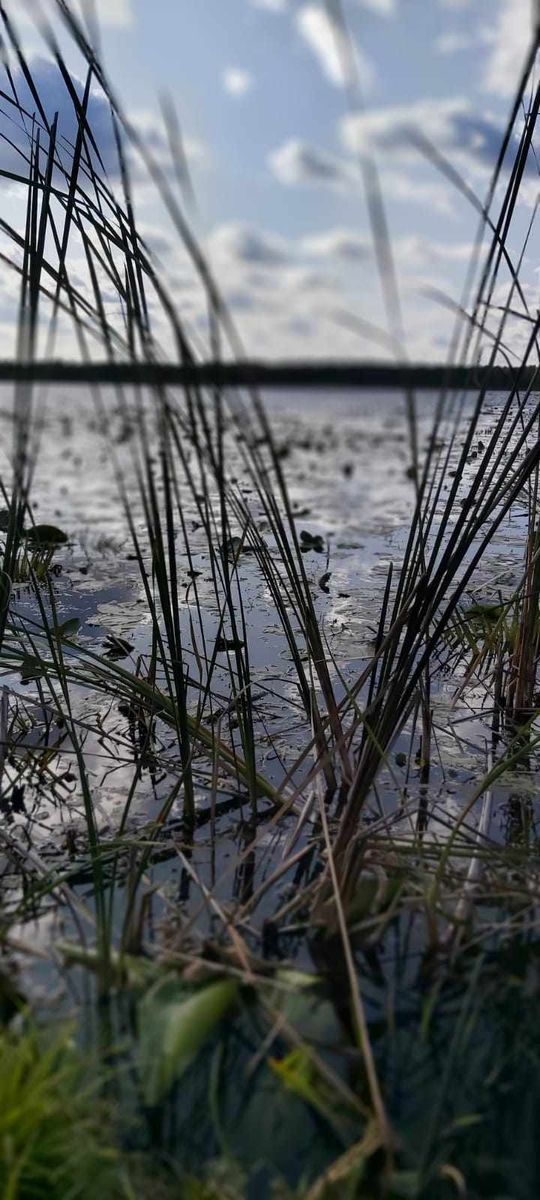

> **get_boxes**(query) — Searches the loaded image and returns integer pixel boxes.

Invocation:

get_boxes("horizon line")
[0,360,533,390]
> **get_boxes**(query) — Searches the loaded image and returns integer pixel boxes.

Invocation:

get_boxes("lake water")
[1,384,539,1196]
[0,386,535,912]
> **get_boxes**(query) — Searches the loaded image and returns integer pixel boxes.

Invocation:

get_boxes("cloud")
[282,265,338,292]
[223,68,253,97]
[249,0,288,9]
[515,178,540,209]
[435,31,475,54]
[92,0,133,27]
[0,56,118,175]
[269,138,356,187]
[269,100,505,219]
[340,97,514,174]
[301,228,370,259]
[296,4,374,90]
[131,110,206,163]
[355,0,396,13]
[207,223,291,265]
[0,56,207,200]
[434,21,496,59]
[483,0,532,96]
[250,0,394,17]
[393,235,473,272]
[381,170,455,215]
[187,219,376,359]
[135,222,180,261]
[268,131,455,216]
[18,0,133,32]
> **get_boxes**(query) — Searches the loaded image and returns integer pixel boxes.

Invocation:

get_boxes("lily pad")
[20,655,44,682]
[216,635,245,652]
[55,617,81,639]
[300,530,325,554]
[25,524,68,546]
[103,634,134,660]
[220,535,252,562]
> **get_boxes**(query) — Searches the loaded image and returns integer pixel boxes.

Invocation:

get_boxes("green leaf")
[464,602,503,622]
[57,942,157,990]
[446,1111,483,1132]
[138,975,238,1105]
[269,1047,320,1107]
[268,1047,351,1135]
[274,968,320,990]
[25,524,68,546]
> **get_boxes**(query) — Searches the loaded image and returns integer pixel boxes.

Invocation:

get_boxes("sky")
[0,0,537,361]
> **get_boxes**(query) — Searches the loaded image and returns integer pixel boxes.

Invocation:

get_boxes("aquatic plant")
[0,1,538,1197]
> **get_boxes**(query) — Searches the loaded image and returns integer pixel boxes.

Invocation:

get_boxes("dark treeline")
[0,359,534,389]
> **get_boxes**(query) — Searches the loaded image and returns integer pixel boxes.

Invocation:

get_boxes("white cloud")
[296,5,348,87]
[83,0,133,27]
[281,266,338,292]
[249,0,288,9]
[516,178,540,208]
[187,219,376,360]
[435,31,475,53]
[18,0,133,33]
[356,0,396,13]
[130,110,208,167]
[101,0,132,24]
[250,0,394,19]
[301,228,370,259]
[268,129,456,216]
[207,223,291,265]
[381,170,455,215]
[393,235,473,272]
[483,0,532,96]
[269,138,356,187]
[340,97,510,174]
[0,56,120,175]
[223,67,253,97]
[296,4,374,90]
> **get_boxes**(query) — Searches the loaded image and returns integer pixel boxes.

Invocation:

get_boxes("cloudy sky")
[0,0,537,361]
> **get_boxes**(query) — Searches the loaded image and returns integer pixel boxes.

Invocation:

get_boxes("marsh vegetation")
[0,3,540,1197]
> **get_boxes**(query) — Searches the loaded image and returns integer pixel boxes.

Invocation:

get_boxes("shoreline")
[0,359,534,390]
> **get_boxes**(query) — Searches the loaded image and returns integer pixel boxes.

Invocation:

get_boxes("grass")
[0,1023,125,1199]
[0,1,538,1197]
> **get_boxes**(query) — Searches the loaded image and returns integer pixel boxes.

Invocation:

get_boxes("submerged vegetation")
[0,1,539,1197]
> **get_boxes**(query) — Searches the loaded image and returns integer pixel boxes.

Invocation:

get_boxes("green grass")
[0,1024,125,1200]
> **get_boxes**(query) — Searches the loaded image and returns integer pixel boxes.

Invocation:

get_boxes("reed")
[0,2,538,1197]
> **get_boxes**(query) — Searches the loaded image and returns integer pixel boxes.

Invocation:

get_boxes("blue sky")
[0,0,536,360]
